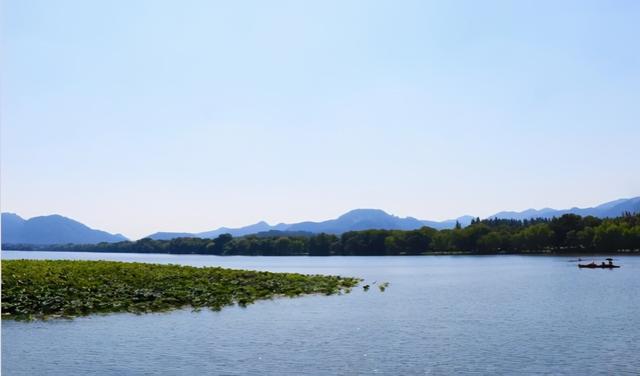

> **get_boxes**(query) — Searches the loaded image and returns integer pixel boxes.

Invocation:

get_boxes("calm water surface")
[2,251,639,375]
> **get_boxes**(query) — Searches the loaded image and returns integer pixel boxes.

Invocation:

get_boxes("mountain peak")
[338,208,391,220]
[1,212,127,245]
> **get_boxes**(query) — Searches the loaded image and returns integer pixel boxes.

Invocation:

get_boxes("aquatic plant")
[1,260,360,320]
[378,282,390,292]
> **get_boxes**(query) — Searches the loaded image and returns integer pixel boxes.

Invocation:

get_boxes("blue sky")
[2,0,639,239]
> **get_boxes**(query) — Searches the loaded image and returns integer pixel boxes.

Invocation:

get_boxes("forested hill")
[145,197,640,240]
[5,213,640,256]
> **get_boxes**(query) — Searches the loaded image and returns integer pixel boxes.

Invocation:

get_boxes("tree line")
[5,213,640,255]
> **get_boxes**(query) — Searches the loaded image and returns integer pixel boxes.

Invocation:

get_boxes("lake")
[2,251,639,375]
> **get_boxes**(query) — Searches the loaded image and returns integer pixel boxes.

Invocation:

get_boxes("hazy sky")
[2,0,639,239]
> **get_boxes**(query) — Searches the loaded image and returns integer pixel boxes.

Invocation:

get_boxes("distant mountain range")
[146,209,475,240]
[2,197,639,245]
[1,213,127,245]
[489,197,640,220]
[146,197,639,240]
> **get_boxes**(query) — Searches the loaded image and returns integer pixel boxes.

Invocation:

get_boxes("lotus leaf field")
[1,260,360,320]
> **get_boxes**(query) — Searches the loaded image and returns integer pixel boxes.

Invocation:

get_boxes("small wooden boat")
[578,262,620,269]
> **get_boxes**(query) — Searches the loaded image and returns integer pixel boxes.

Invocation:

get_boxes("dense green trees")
[309,233,337,256]
[5,213,640,255]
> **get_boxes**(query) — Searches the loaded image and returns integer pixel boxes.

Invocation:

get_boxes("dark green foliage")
[309,233,337,256]
[1,260,360,320]
[4,213,640,255]
[378,282,390,292]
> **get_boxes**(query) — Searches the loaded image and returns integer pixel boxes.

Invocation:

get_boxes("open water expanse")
[2,251,639,375]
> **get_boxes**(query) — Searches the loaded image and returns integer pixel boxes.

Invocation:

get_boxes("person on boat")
[601,262,607,267]
[607,258,614,266]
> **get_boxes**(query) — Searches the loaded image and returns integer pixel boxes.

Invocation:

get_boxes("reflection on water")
[2,251,639,375]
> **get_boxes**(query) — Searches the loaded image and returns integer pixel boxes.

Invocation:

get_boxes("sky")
[2,0,639,239]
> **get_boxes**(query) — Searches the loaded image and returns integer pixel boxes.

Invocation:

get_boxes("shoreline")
[3,249,639,257]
